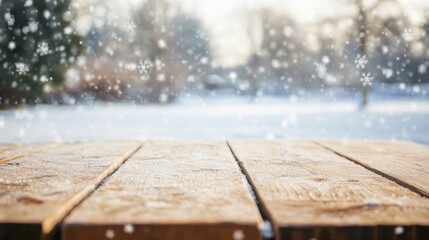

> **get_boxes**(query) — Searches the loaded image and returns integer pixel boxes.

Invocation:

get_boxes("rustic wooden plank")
[317,140,429,198]
[0,142,61,164]
[0,143,17,153]
[228,140,429,240]
[0,141,141,240]
[64,141,263,240]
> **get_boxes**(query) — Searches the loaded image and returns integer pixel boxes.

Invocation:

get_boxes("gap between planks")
[226,141,276,240]
[63,141,264,240]
[42,143,143,235]
[314,140,429,200]
[228,140,429,240]
[0,141,143,240]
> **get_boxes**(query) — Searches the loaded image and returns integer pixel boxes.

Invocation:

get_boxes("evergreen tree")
[0,0,81,105]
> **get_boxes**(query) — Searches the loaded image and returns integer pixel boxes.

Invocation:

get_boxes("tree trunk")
[357,0,369,108]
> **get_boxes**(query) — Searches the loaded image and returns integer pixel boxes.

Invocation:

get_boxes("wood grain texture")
[64,141,263,240]
[0,142,61,164]
[228,140,429,240]
[0,143,17,153]
[317,140,429,198]
[0,141,141,240]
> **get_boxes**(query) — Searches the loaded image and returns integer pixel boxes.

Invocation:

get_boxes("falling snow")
[314,62,327,79]
[233,230,245,240]
[157,39,167,49]
[28,21,38,32]
[125,21,136,32]
[394,226,404,235]
[124,224,134,234]
[418,64,426,74]
[105,229,114,239]
[24,0,33,7]
[402,28,412,42]
[354,54,368,69]
[1,0,429,144]
[137,60,152,75]
[360,72,374,87]
[382,68,393,79]
[8,42,16,50]
[4,12,14,26]
[36,42,49,56]
[15,63,29,75]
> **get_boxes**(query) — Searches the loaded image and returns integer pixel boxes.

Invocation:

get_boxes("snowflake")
[232,230,245,240]
[125,21,136,32]
[28,21,38,32]
[15,63,29,75]
[36,42,49,56]
[22,26,30,34]
[4,12,15,26]
[123,224,134,234]
[314,62,327,79]
[8,41,16,50]
[382,68,393,79]
[137,60,152,75]
[354,54,368,69]
[418,64,426,74]
[402,28,412,42]
[24,0,33,7]
[395,226,404,235]
[360,72,374,87]
[105,229,114,239]
[157,39,167,49]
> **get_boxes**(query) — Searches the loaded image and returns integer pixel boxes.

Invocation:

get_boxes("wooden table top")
[0,140,428,240]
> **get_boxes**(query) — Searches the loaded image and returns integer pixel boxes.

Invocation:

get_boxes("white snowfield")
[1,96,428,145]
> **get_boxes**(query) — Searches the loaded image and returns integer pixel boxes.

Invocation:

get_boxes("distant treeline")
[1,0,428,105]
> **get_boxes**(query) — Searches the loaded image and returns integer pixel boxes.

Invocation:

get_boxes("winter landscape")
[1,0,429,144]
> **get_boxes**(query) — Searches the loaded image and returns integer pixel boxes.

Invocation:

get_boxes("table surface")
[0,140,428,240]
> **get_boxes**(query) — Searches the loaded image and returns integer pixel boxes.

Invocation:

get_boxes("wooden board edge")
[314,140,429,199]
[63,222,262,240]
[40,142,143,237]
[0,142,62,164]
[0,223,43,240]
[278,224,429,240]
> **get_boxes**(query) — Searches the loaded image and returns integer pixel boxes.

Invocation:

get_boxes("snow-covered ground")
[1,95,428,145]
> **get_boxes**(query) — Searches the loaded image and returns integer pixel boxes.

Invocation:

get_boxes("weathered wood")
[0,143,17,153]
[0,141,141,240]
[0,142,61,164]
[317,140,429,198]
[64,141,263,240]
[228,140,429,240]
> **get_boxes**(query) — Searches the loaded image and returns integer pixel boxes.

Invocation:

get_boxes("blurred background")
[0,0,429,143]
